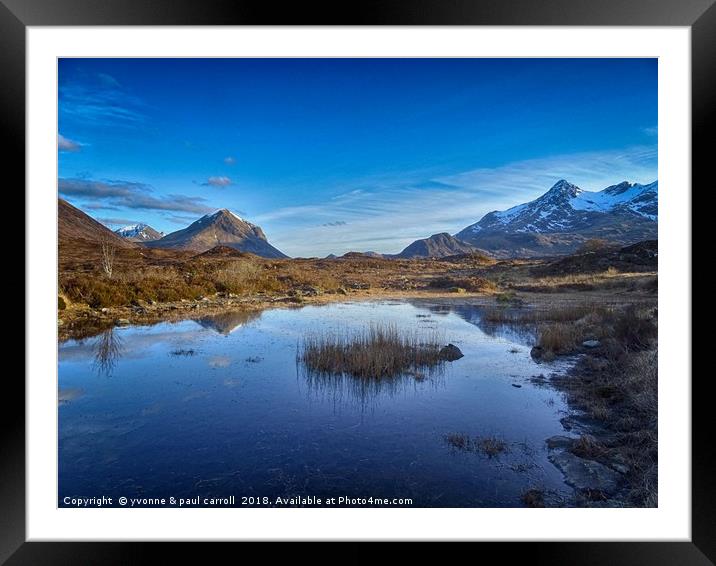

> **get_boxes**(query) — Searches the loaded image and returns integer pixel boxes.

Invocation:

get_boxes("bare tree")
[100,237,116,279]
[93,328,123,376]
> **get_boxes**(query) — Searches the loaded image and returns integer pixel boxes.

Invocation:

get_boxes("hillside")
[147,209,288,258]
[396,232,483,259]
[59,198,135,249]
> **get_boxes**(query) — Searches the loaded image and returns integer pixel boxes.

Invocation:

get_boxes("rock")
[548,451,621,495]
[530,345,555,361]
[101,308,109,313]
[611,462,630,475]
[294,285,322,297]
[545,435,575,450]
[57,319,64,326]
[582,339,601,348]
[449,287,467,294]
[116,318,131,326]
[511,383,522,388]
[439,344,464,361]
[609,454,631,475]
[530,346,544,360]
[337,287,348,295]
[560,415,610,437]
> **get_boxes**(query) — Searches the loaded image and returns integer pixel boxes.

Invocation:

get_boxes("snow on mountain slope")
[461,179,657,235]
[114,223,164,242]
[456,179,658,258]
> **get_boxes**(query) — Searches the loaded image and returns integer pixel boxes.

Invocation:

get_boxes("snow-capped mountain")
[114,223,164,242]
[455,179,657,258]
[147,209,288,258]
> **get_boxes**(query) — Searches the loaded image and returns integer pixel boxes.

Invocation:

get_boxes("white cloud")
[204,176,232,187]
[58,133,81,152]
[224,156,236,165]
[256,145,658,257]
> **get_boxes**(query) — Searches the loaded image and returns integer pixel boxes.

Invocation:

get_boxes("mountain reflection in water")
[59,300,575,508]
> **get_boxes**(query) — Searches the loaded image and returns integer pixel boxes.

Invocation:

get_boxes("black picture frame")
[5,0,707,563]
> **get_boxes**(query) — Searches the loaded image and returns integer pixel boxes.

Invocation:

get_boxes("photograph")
[56,57,660,510]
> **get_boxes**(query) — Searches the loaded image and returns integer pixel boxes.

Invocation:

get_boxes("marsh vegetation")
[298,323,451,379]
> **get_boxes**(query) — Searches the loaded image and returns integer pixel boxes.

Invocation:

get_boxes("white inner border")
[27,27,691,541]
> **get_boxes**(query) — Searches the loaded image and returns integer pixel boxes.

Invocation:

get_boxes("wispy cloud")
[98,217,141,227]
[59,177,213,215]
[224,156,236,165]
[643,125,658,136]
[203,176,232,187]
[58,134,81,152]
[59,72,146,127]
[257,145,658,257]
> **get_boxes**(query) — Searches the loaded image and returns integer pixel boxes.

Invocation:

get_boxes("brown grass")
[521,489,546,508]
[537,323,579,355]
[476,436,508,458]
[543,305,658,507]
[299,323,445,379]
[512,270,656,293]
[444,433,472,451]
[444,433,508,458]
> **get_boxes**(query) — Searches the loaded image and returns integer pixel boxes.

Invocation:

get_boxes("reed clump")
[299,323,445,379]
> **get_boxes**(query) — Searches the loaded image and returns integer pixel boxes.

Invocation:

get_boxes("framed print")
[5,0,709,563]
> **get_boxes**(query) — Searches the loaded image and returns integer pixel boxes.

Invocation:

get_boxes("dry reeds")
[299,323,445,379]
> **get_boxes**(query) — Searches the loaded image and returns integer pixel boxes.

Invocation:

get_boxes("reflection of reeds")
[93,328,123,375]
[299,323,445,379]
[482,304,608,324]
[302,366,445,410]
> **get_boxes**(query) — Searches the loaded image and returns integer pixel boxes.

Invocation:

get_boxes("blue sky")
[58,58,657,257]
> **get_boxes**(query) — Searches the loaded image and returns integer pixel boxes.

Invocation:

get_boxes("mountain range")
[60,177,657,261]
[453,179,657,257]
[114,223,164,242]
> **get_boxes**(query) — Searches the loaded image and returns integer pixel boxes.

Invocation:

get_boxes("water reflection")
[92,328,124,376]
[448,305,538,346]
[409,300,538,346]
[300,365,446,411]
[60,300,575,507]
[194,310,261,335]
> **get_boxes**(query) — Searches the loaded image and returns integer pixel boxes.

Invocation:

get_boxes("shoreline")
[58,289,656,507]
[58,287,656,341]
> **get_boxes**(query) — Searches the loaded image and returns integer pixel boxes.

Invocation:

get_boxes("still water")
[59,300,575,507]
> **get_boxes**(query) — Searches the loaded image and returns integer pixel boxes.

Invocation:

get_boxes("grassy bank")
[508,303,658,506]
